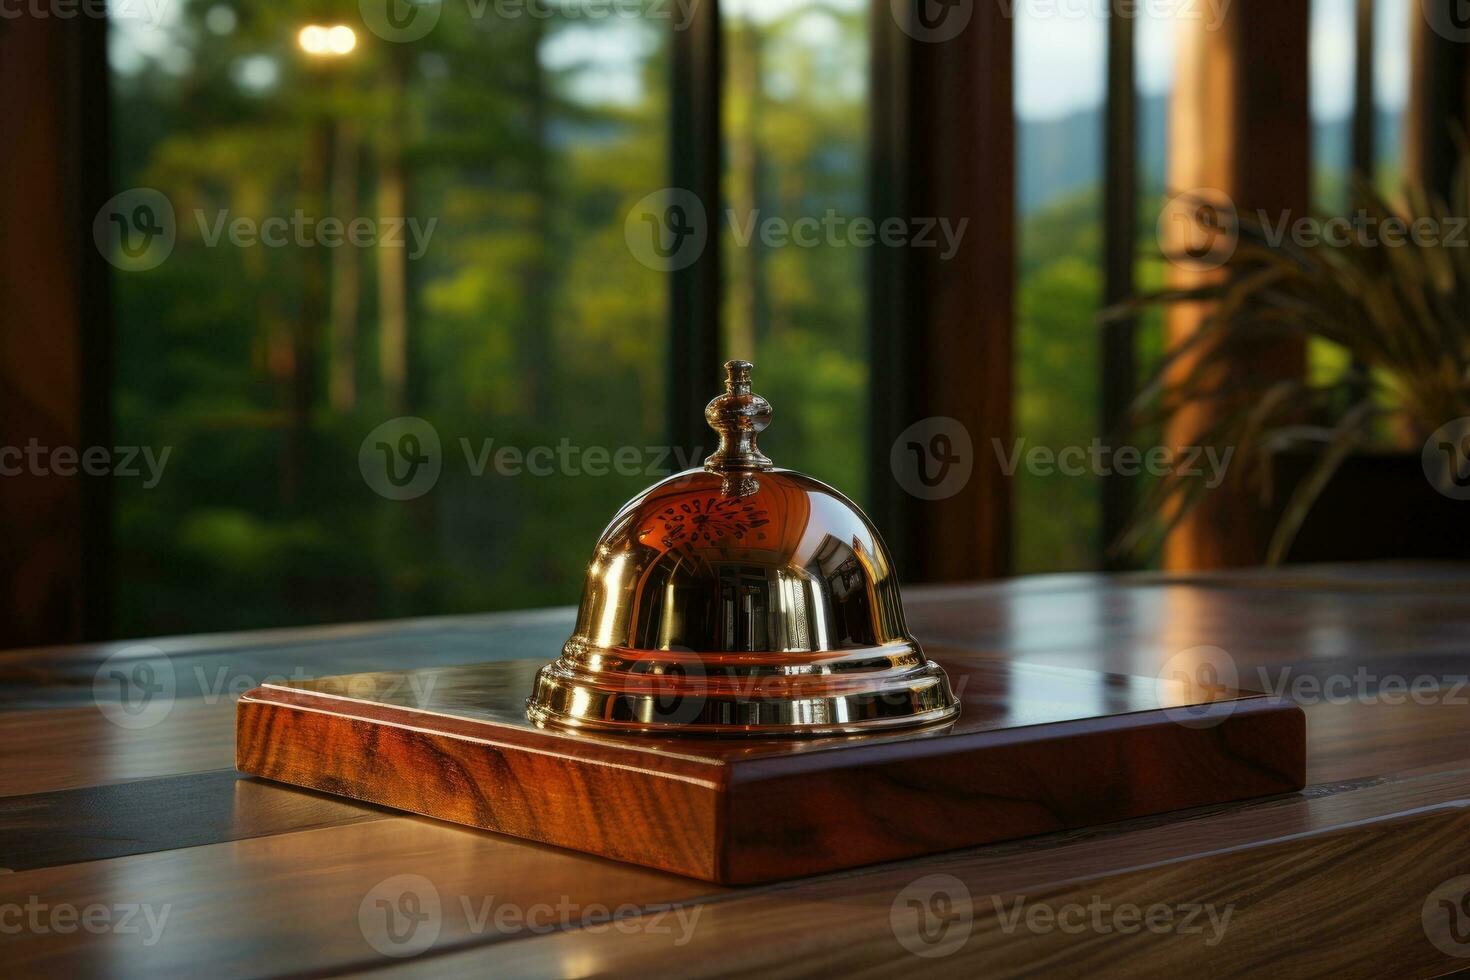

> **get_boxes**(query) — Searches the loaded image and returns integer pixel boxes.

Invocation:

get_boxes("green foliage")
[1014,187,1102,573]
[112,0,870,635]
[721,4,868,501]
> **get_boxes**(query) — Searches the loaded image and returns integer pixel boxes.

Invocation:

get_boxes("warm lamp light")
[297,23,356,57]
[326,25,357,54]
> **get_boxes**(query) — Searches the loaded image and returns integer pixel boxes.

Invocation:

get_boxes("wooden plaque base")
[236,657,1305,884]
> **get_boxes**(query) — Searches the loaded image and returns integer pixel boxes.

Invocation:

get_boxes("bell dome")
[526,360,960,736]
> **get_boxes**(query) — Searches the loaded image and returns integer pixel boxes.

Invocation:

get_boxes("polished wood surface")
[235,659,1304,883]
[5,562,1470,976]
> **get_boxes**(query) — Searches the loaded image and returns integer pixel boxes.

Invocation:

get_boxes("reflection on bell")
[526,360,961,736]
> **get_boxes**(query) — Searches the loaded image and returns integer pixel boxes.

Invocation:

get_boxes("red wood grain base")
[235,657,1305,884]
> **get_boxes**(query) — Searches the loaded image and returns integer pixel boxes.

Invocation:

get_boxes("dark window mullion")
[1347,0,1375,400]
[668,2,724,462]
[1101,4,1137,570]
[1352,0,1376,183]
[867,0,916,573]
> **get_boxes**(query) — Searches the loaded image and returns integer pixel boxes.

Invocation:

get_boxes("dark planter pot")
[1273,450,1470,563]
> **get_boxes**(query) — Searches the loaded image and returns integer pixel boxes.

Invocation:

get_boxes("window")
[1013,6,1105,573]
[107,0,871,636]
[1374,0,1409,191]
[1311,0,1355,212]
[110,2,672,633]
[721,0,869,500]
[29,0,1421,645]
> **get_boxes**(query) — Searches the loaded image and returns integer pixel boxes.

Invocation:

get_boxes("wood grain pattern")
[0,770,385,872]
[0,698,238,796]
[400,769,1470,978]
[237,685,725,881]
[6,563,1470,977]
[0,811,725,977]
[235,658,1305,884]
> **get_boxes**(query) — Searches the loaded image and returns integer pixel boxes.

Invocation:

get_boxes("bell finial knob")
[703,360,774,473]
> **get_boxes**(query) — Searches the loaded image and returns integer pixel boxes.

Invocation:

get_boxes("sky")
[111,0,1413,119]
[1016,0,1410,119]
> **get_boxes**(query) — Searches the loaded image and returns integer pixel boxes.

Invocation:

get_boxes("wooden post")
[1407,1,1470,201]
[869,0,1014,582]
[0,13,112,646]
[1162,0,1310,569]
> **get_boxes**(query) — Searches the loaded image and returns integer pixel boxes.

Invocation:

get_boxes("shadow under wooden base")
[235,657,1306,884]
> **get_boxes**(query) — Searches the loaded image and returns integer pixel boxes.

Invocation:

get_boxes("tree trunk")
[523,9,553,420]
[726,19,769,358]
[330,121,360,412]
[378,54,409,413]
[286,117,331,505]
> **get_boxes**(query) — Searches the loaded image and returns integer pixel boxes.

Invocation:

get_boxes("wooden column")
[868,0,1014,583]
[0,13,112,646]
[1407,1,1470,200]
[1162,0,1310,569]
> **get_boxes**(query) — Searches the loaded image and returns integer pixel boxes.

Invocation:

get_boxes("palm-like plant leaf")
[1109,175,1470,564]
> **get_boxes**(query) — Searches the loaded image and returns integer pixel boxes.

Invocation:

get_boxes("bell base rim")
[525,700,961,738]
[557,637,929,675]
[525,652,962,738]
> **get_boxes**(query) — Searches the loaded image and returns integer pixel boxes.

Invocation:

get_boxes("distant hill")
[1018,95,1403,215]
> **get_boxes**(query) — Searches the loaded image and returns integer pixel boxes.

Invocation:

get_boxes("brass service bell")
[526,361,961,736]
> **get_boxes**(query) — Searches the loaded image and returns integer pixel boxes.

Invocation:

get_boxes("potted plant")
[1113,173,1470,565]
